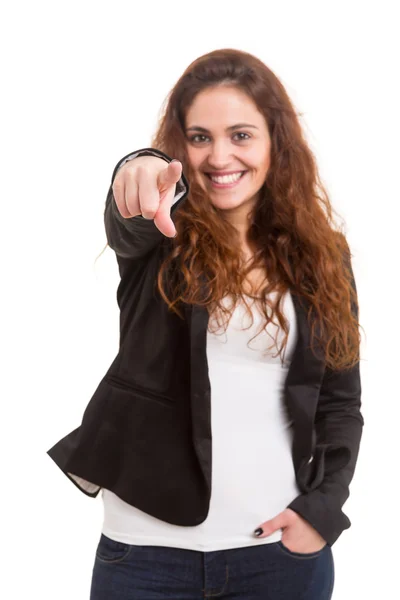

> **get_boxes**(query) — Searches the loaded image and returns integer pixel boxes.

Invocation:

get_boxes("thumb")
[157,159,182,192]
[254,510,288,538]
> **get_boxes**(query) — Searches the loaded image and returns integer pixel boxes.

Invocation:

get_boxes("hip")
[90,532,334,600]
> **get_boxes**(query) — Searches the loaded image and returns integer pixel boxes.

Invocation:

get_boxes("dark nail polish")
[254,528,263,537]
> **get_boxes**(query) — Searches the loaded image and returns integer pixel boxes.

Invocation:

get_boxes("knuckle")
[135,164,151,178]
[140,202,157,218]
[141,209,157,219]
[112,180,123,196]
[124,165,139,181]
[125,196,140,216]
[140,195,159,214]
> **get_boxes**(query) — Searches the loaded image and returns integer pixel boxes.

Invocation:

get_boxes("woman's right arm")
[104,148,189,259]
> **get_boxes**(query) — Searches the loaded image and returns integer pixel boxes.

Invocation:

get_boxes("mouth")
[204,170,248,189]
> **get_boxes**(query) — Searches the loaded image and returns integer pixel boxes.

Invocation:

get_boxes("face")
[184,85,271,220]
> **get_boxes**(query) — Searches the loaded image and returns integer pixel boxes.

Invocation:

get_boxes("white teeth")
[209,172,244,184]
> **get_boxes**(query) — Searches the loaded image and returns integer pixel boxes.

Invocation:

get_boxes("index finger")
[153,185,177,238]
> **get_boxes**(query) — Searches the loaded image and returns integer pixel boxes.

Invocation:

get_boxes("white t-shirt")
[101,291,301,551]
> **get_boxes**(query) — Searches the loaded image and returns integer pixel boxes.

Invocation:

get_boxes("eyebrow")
[185,123,259,133]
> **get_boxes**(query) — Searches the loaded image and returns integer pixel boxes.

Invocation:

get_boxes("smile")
[205,171,247,188]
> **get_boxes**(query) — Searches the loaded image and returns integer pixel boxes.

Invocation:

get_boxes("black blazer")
[47,148,364,547]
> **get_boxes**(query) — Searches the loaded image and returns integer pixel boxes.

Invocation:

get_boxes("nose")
[207,139,233,169]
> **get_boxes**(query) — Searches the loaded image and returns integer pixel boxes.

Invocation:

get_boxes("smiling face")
[184,85,271,220]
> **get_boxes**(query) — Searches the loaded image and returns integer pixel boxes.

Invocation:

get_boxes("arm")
[104,148,189,259]
[287,239,364,546]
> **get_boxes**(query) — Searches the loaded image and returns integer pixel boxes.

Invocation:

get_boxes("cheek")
[254,157,270,181]
[247,144,270,174]
[186,148,202,171]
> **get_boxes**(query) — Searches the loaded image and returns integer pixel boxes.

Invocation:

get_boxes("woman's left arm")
[286,238,364,546]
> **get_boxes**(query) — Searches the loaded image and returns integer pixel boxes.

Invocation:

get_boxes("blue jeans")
[90,533,334,599]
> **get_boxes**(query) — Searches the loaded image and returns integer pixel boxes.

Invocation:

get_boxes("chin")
[213,195,255,211]
[212,201,242,211]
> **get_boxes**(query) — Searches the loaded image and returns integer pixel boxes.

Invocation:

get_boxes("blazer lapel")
[286,292,326,471]
[183,298,212,497]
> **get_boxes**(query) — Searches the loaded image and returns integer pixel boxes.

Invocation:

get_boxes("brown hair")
[99,48,364,371]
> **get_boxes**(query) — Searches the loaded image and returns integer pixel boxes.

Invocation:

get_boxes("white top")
[101,290,302,551]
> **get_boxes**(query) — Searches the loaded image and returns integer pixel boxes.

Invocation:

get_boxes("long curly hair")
[99,48,364,372]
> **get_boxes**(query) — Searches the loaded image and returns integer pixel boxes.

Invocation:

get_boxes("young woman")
[47,48,364,599]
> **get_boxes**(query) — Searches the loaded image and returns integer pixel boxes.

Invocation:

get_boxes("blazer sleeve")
[104,148,189,259]
[287,239,364,546]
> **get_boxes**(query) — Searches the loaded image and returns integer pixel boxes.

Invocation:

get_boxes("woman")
[47,48,364,599]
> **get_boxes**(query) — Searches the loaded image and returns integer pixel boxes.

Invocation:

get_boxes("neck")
[228,219,255,263]
[220,193,259,260]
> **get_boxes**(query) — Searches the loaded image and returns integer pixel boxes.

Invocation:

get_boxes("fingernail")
[254,528,263,537]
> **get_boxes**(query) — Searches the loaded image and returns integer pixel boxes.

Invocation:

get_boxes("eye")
[233,132,251,141]
[188,132,251,144]
[189,134,210,143]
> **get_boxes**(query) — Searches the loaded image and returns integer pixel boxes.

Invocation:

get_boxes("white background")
[1,1,398,598]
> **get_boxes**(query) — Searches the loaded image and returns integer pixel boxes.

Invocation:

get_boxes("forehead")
[185,85,265,130]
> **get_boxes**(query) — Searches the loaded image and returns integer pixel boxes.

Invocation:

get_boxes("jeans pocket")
[95,533,132,564]
[276,540,327,560]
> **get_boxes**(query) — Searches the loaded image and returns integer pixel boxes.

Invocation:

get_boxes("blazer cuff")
[286,482,352,547]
